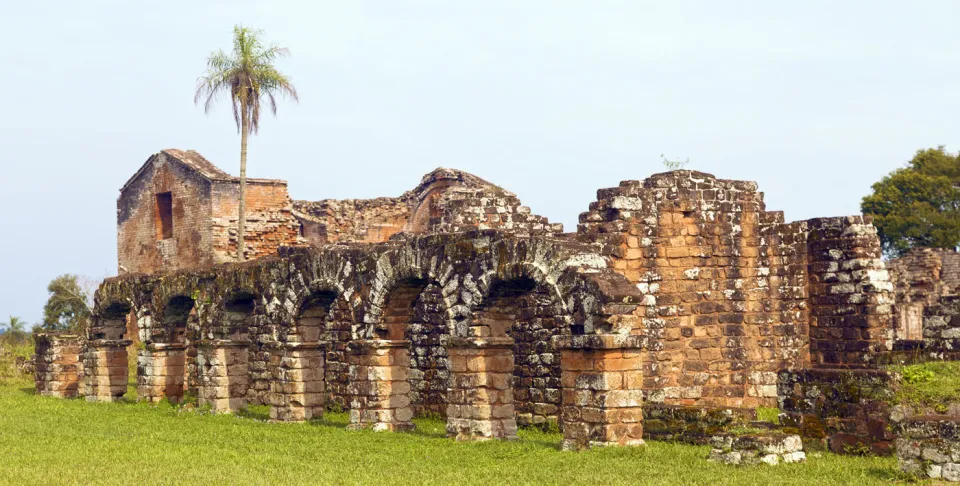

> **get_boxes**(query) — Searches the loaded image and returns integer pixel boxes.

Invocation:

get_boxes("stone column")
[137,343,186,403]
[553,335,646,451]
[443,336,518,440]
[197,340,250,413]
[33,333,82,398]
[82,339,133,402]
[346,339,414,432]
[270,342,326,421]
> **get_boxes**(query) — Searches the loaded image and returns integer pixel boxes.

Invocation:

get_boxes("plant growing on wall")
[195,26,299,261]
[661,154,690,170]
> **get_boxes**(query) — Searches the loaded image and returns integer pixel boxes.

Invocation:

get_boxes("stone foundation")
[778,368,897,455]
[197,340,250,412]
[33,333,82,398]
[897,415,960,481]
[708,433,805,466]
[346,340,414,432]
[444,336,518,440]
[81,339,132,402]
[137,343,186,403]
[555,335,645,451]
[269,343,325,421]
[642,403,757,444]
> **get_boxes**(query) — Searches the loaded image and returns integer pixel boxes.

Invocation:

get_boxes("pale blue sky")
[1,1,959,326]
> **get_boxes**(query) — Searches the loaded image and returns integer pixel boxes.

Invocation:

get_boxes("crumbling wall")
[888,248,960,343]
[578,171,809,408]
[922,296,960,359]
[779,368,897,455]
[211,180,303,262]
[804,216,894,368]
[33,333,83,398]
[293,168,561,246]
[94,232,642,418]
[117,150,215,274]
[293,198,410,244]
[118,149,303,274]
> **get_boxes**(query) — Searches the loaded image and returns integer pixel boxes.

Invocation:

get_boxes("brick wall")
[211,180,303,262]
[118,151,215,274]
[888,248,960,343]
[119,150,303,273]
[578,171,809,408]
[292,168,561,245]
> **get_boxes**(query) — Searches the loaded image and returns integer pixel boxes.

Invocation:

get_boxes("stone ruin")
[33,149,960,459]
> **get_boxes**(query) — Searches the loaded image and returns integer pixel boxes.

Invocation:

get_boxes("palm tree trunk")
[238,107,249,262]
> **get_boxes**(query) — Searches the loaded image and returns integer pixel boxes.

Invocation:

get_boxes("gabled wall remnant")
[118,149,303,274]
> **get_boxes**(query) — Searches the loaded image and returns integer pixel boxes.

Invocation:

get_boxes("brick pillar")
[197,340,250,413]
[137,343,186,403]
[270,342,326,421]
[554,335,646,451]
[443,336,518,440]
[82,339,132,402]
[33,333,82,398]
[346,339,414,432]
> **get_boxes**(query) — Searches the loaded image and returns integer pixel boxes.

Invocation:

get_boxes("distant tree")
[0,316,29,344]
[861,146,960,257]
[195,25,299,261]
[42,274,96,332]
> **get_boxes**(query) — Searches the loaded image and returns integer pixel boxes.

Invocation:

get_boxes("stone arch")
[195,288,259,413]
[137,294,194,403]
[84,300,134,402]
[90,301,133,340]
[269,287,338,422]
[469,273,566,429]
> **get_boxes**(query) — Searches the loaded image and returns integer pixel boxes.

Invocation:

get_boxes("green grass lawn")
[0,378,918,485]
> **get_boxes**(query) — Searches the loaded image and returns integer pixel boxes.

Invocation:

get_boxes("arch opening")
[471,276,562,429]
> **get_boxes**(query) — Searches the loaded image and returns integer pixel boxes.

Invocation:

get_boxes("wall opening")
[156,192,173,240]
[223,292,256,341]
[92,302,132,340]
[471,276,562,427]
[378,278,428,340]
[297,290,337,343]
[159,296,193,345]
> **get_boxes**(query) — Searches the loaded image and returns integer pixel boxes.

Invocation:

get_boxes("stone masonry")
[33,333,82,398]
[888,248,960,343]
[897,415,960,481]
[40,153,943,452]
[708,433,806,466]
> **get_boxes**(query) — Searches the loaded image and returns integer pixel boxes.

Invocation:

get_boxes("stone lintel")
[88,339,133,348]
[268,341,326,351]
[348,339,411,352]
[552,334,646,350]
[441,336,515,349]
[145,343,187,352]
[197,339,252,348]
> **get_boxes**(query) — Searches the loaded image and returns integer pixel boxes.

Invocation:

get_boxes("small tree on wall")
[195,26,299,261]
[861,146,960,257]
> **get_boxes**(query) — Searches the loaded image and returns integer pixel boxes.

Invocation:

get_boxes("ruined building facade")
[37,148,956,449]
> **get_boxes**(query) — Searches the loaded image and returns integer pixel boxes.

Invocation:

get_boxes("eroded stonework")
[42,153,927,449]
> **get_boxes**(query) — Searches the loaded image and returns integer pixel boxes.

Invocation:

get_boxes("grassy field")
[0,377,922,485]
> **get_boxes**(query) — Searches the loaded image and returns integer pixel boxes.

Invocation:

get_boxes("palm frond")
[196,26,299,135]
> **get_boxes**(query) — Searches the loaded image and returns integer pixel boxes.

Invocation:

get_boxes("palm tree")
[1,316,29,344]
[195,26,299,261]
[1,316,25,334]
